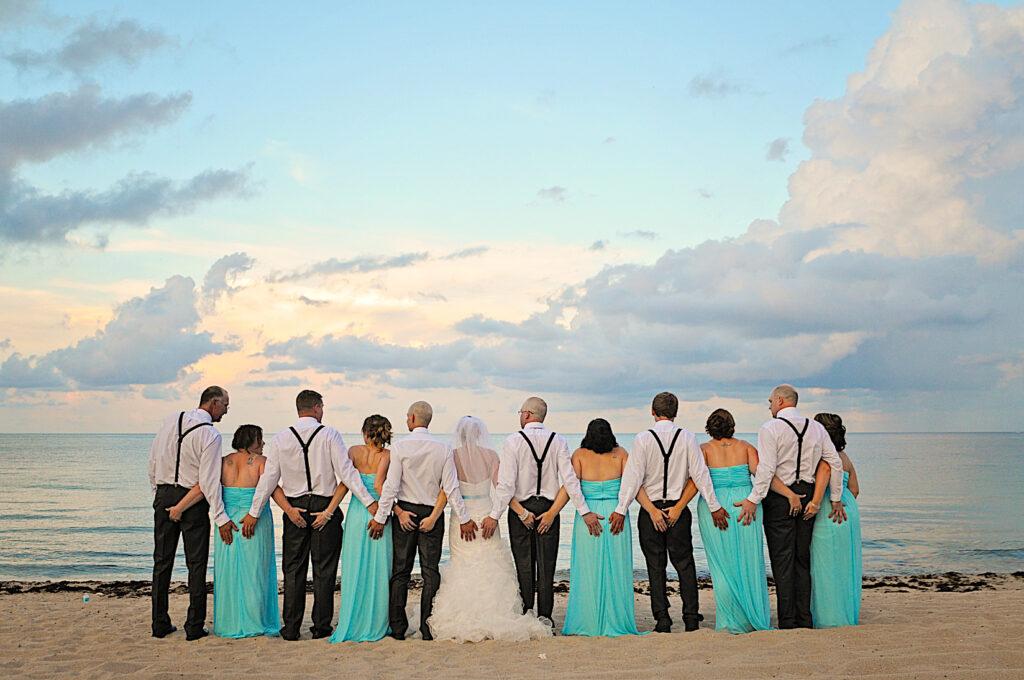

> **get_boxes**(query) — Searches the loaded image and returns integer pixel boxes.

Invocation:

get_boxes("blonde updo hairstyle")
[362,414,392,449]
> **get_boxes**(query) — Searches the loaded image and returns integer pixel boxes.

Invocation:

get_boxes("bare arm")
[538,451,583,535]
[802,459,831,521]
[536,487,570,534]
[747,444,759,475]
[845,454,860,498]
[771,475,801,499]
[374,451,390,496]
[272,486,306,528]
[311,481,348,530]
[418,489,448,532]
[509,498,533,527]
[167,483,204,521]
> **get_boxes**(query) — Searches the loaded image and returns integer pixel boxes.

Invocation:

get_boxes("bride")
[427,416,552,642]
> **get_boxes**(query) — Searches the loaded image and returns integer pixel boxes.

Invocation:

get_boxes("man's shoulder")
[808,419,831,441]
[503,431,526,446]
[633,428,655,444]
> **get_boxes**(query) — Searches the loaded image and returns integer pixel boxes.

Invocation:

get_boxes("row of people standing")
[147,384,861,642]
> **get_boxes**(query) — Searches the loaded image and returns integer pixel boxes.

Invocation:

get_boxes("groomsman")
[734,384,846,629]
[481,396,600,624]
[368,401,478,640]
[611,391,729,633]
[244,389,376,640]
[148,386,231,640]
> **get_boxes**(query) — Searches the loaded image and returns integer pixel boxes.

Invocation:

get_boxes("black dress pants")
[507,496,558,620]
[152,484,210,637]
[281,494,343,639]
[389,501,444,639]
[638,500,700,625]
[762,481,816,629]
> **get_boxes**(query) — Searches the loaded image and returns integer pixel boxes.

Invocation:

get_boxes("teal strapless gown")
[213,486,280,638]
[330,473,392,642]
[562,478,641,637]
[811,471,861,627]
[697,465,771,633]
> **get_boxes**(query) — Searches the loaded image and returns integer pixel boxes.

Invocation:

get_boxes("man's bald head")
[769,384,798,416]
[408,401,433,428]
[520,396,548,425]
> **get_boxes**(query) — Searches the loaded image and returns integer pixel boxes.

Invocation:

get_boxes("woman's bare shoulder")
[611,446,628,459]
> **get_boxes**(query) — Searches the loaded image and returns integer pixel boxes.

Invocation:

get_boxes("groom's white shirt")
[248,417,374,516]
[147,408,229,527]
[614,420,722,515]
[374,427,470,524]
[747,406,844,504]
[488,422,591,520]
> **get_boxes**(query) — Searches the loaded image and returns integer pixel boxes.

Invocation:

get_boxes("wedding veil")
[452,415,499,484]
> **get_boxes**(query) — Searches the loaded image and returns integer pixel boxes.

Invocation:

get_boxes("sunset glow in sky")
[1,0,1022,434]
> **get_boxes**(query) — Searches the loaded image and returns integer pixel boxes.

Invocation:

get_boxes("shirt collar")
[523,422,545,430]
[190,408,213,424]
[652,419,677,431]
[296,416,321,427]
[777,406,801,420]
[410,427,430,436]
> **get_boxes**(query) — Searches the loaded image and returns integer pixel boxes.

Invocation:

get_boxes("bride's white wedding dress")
[427,477,552,642]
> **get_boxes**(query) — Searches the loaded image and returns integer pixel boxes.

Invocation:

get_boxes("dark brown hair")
[652,392,678,419]
[581,418,618,454]
[362,414,392,449]
[814,413,847,452]
[705,409,735,440]
[295,389,323,412]
[232,424,263,451]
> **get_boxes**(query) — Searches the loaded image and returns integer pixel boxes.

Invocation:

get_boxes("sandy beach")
[2,572,1022,679]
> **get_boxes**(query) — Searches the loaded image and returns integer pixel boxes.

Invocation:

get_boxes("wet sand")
[2,572,1022,679]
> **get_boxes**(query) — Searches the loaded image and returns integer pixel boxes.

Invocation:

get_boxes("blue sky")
[1,0,1022,433]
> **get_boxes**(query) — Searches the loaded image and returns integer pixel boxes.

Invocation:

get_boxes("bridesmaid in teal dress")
[211,425,280,638]
[696,409,772,633]
[809,413,862,628]
[330,415,393,643]
[543,419,640,637]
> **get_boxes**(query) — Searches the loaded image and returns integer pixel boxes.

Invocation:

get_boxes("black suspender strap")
[175,411,213,485]
[775,416,810,483]
[289,425,325,496]
[519,430,557,497]
[648,428,683,499]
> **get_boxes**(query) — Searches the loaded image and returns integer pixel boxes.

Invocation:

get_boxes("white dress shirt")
[373,428,470,524]
[249,417,373,516]
[748,406,844,504]
[615,420,722,515]
[488,422,592,520]
[147,408,229,527]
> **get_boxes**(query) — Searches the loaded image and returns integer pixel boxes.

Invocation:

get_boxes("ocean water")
[0,432,1021,581]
